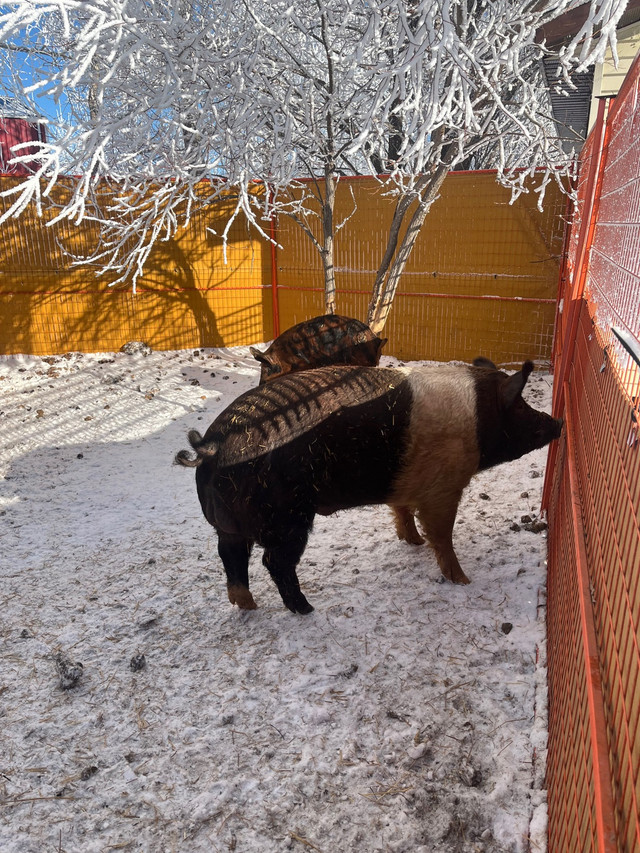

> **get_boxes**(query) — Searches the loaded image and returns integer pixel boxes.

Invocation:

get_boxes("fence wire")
[0,173,563,365]
[546,51,640,853]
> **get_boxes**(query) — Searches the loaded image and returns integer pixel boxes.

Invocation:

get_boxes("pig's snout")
[543,416,563,442]
[531,415,563,450]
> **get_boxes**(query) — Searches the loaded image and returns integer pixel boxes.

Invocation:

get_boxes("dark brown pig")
[250,314,387,384]
[176,360,562,614]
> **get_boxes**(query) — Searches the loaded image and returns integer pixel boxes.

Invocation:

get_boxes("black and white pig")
[175,358,562,614]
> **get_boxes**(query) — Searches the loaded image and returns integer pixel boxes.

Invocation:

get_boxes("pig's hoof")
[399,529,425,546]
[227,585,258,610]
[446,571,471,585]
[284,593,314,615]
[393,507,425,545]
[439,564,471,584]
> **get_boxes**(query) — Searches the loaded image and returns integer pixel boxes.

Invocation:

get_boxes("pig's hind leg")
[262,527,313,615]
[392,505,425,545]
[218,533,258,610]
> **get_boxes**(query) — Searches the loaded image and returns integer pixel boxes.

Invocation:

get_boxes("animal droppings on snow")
[80,765,99,781]
[129,654,147,672]
[55,652,84,690]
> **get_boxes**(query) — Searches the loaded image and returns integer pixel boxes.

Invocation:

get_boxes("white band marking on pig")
[390,364,480,506]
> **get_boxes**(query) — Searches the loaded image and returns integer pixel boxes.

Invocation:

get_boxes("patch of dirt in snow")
[0,348,550,852]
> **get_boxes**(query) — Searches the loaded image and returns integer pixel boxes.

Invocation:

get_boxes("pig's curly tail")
[174,430,219,467]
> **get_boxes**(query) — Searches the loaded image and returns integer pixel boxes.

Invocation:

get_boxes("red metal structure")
[0,99,45,175]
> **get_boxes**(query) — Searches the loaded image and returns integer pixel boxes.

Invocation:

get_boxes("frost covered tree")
[0,0,629,331]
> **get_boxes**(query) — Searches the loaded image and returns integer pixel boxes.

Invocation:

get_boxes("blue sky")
[0,18,70,130]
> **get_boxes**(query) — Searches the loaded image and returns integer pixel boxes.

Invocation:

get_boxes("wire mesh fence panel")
[0,172,564,361]
[546,52,640,853]
[0,178,274,355]
[547,425,610,853]
[571,305,640,852]
[274,173,565,366]
[585,62,640,399]
[552,115,602,367]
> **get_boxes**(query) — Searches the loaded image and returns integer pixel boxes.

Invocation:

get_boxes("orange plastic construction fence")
[544,52,640,852]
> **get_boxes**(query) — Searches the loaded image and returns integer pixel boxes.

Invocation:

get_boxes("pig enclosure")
[0,348,553,852]
[2,55,640,852]
[0,169,565,852]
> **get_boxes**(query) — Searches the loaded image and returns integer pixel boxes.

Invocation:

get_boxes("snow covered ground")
[0,345,553,852]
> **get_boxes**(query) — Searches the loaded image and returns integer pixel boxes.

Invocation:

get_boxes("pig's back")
[201,366,414,522]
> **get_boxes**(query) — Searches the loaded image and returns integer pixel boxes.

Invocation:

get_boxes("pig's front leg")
[416,494,470,585]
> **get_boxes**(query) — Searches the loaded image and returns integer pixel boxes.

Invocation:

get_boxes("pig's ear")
[250,346,269,365]
[503,361,534,408]
[473,356,497,370]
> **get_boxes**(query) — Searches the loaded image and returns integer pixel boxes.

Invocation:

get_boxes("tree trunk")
[367,149,454,334]
[321,169,337,314]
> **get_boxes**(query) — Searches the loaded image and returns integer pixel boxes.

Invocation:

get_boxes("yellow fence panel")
[275,173,565,366]
[0,178,273,355]
[0,173,564,364]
